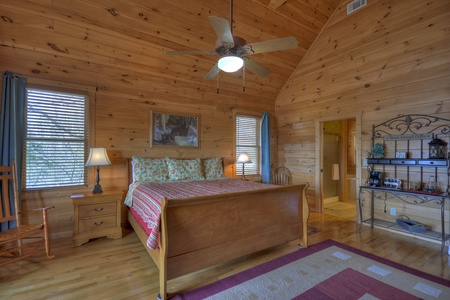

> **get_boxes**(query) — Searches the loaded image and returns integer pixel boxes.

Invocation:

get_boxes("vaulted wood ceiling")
[1,0,340,100]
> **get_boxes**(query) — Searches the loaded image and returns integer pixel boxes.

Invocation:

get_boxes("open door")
[322,132,341,204]
[319,119,358,221]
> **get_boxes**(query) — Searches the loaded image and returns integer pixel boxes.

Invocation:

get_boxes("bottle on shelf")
[424,176,436,192]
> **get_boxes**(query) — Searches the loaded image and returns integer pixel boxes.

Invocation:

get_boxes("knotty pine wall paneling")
[0,1,280,239]
[275,0,450,232]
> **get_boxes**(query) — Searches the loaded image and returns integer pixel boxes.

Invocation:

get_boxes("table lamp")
[85,147,111,194]
[236,152,252,180]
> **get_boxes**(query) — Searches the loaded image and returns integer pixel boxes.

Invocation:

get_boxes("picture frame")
[150,111,200,148]
[395,151,407,159]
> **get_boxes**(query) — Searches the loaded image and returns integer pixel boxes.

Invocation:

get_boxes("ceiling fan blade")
[243,57,271,77]
[208,16,234,44]
[204,64,220,80]
[244,36,298,54]
[166,50,216,55]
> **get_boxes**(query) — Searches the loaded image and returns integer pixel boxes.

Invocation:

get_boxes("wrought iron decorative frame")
[372,114,450,140]
[359,114,450,255]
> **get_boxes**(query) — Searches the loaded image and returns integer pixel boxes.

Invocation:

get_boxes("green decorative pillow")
[166,157,205,181]
[203,157,226,179]
[132,156,169,182]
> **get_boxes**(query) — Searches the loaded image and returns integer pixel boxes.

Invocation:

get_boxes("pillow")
[166,157,205,181]
[203,157,226,179]
[132,156,169,182]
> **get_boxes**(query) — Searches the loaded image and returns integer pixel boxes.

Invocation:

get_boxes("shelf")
[368,158,391,164]
[367,158,449,167]
[360,186,446,198]
[362,218,449,242]
[364,114,450,255]
[418,159,449,166]
[390,159,416,165]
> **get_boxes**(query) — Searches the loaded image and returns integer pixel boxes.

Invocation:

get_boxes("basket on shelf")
[395,215,427,233]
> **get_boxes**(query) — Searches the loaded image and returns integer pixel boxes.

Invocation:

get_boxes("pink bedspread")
[127,179,278,250]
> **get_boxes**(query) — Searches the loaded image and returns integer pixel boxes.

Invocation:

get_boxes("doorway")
[321,119,357,221]
[323,132,340,203]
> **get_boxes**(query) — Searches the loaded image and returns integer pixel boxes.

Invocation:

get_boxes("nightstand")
[72,191,123,247]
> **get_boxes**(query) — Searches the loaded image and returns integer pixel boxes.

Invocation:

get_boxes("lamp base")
[92,184,103,194]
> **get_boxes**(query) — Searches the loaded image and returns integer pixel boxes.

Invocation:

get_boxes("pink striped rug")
[171,240,450,300]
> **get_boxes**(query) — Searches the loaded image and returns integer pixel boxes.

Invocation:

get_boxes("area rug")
[171,240,450,300]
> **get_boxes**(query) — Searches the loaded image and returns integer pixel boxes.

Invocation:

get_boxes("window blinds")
[25,89,88,189]
[236,115,261,176]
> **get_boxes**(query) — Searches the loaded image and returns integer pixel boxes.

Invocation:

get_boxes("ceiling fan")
[166,0,298,80]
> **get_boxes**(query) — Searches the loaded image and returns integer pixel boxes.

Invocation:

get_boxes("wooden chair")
[271,166,292,186]
[0,158,54,266]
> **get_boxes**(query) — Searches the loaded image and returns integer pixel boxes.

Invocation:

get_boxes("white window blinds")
[25,88,88,189]
[236,115,261,176]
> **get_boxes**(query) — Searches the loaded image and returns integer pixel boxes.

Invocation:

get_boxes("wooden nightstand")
[72,191,123,247]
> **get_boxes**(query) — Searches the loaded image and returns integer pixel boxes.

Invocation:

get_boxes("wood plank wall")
[276,0,450,230]
[0,0,288,238]
[1,0,449,239]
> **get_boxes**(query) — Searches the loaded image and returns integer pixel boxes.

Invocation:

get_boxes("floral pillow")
[132,156,169,182]
[203,157,226,179]
[166,157,205,181]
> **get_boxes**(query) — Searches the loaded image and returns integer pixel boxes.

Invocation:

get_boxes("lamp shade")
[85,147,112,166]
[237,152,252,164]
[218,56,244,73]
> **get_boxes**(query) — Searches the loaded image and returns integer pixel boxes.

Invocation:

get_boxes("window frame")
[24,80,94,191]
[233,109,262,179]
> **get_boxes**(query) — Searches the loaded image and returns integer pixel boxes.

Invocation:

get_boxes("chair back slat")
[0,165,16,224]
[11,159,21,226]
[271,166,292,186]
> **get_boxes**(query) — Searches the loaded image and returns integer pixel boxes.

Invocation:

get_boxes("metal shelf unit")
[358,186,449,254]
[359,114,450,255]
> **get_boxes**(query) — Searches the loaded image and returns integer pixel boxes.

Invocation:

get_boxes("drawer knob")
[94,221,104,226]
[94,207,104,213]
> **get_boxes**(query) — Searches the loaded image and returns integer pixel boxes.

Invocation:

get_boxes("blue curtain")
[1,71,27,231]
[261,112,271,183]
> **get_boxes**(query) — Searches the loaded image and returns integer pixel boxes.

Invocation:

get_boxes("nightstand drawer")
[79,215,117,233]
[79,202,117,218]
[72,191,123,247]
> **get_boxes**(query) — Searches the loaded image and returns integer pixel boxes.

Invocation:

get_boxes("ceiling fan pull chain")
[243,63,246,93]
[230,0,233,34]
[216,74,220,94]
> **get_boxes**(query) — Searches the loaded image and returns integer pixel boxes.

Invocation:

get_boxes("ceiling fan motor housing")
[215,36,251,57]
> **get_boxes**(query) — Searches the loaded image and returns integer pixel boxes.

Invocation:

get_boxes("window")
[235,113,261,177]
[25,87,89,189]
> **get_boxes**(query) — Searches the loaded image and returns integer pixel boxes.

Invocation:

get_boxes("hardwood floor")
[1,212,448,299]
[323,200,357,222]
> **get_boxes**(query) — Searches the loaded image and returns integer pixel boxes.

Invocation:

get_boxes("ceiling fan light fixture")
[218,56,243,72]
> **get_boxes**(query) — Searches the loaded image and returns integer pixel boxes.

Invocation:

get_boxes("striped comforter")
[126,178,278,250]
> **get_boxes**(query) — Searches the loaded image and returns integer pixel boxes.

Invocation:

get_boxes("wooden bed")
[126,160,309,299]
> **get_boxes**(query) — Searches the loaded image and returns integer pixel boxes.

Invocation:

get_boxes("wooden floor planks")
[1,212,448,299]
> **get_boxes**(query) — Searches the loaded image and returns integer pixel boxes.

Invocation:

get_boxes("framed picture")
[395,151,407,159]
[150,111,200,148]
